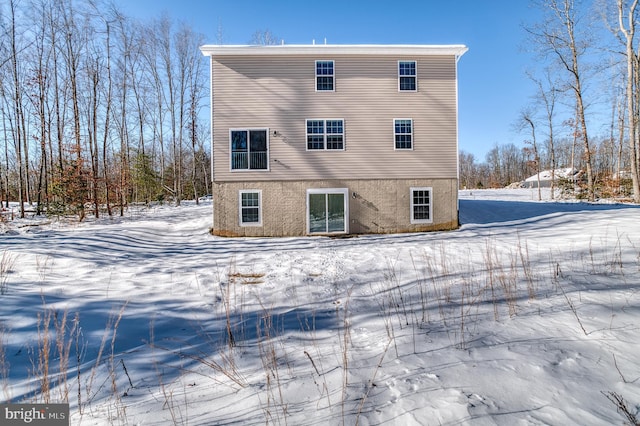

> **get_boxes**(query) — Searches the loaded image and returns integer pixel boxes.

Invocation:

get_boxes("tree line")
[4,0,640,222]
[461,0,640,202]
[1,0,210,219]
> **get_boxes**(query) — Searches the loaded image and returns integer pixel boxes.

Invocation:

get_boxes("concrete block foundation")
[212,179,459,237]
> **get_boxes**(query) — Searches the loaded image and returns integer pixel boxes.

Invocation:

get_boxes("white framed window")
[239,190,262,226]
[410,187,432,224]
[306,119,344,150]
[229,129,269,171]
[394,119,413,150]
[316,60,334,91]
[398,60,417,91]
[307,188,349,234]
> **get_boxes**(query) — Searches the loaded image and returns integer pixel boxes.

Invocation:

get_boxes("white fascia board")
[199,44,468,58]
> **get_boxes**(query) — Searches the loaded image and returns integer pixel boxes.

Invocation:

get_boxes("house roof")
[199,44,468,59]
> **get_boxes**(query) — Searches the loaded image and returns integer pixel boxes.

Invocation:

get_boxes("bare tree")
[528,68,560,199]
[156,15,179,205]
[0,11,10,208]
[527,0,596,200]
[517,108,542,200]
[173,23,191,207]
[459,151,479,189]
[250,29,280,45]
[7,0,27,217]
[484,143,528,187]
[48,0,65,179]
[617,0,640,202]
[0,76,12,209]
[27,0,52,214]
[0,0,218,219]
[59,0,88,218]
[179,26,206,203]
[102,12,116,215]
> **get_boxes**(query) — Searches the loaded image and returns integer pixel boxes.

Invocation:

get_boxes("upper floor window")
[398,61,417,91]
[307,119,344,150]
[230,129,269,170]
[316,60,334,91]
[394,119,413,150]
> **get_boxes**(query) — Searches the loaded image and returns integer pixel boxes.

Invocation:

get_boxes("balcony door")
[230,129,268,170]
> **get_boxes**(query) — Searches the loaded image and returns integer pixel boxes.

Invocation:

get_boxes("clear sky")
[115,0,542,161]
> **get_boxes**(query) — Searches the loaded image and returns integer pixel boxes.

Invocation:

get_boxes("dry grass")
[2,235,638,424]
[0,250,16,295]
[0,323,10,402]
[229,271,266,285]
[602,391,640,426]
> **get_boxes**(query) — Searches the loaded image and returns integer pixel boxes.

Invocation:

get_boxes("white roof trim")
[200,44,468,58]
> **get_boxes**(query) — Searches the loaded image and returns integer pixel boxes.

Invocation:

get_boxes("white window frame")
[410,187,433,224]
[394,119,413,150]
[398,60,417,92]
[306,119,345,151]
[306,188,349,235]
[315,60,335,92]
[239,189,262,226]
[229,128,270,172]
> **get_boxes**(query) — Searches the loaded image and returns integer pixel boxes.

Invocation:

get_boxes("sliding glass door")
[307,189,348,234]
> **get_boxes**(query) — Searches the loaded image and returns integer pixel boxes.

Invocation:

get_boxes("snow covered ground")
[1,188,640,425]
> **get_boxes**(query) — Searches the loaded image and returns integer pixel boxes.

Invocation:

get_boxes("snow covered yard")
[1,188,640,425]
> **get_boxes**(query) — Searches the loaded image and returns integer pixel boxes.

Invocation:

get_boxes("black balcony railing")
[232,151,268,170]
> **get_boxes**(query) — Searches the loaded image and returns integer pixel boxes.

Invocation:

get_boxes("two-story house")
[199,44,467,237]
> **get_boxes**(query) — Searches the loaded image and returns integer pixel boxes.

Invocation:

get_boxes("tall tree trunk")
[50,8,65,178]
[61,0,85,219]
[89,59,100,218]
[560,1,594,200]
[103,21,113,216]
[617,92,626,193]
[618,0,640,202]
[634,51,640,199]
[191,92,198,204]
[549,116,556,200]
[32,1,50,215]
[36,71,49,214]
[9,0,26,218]
[529,69,558,200]
[574,85,594,200]
[2,108,10,208]
[119,46,128,216]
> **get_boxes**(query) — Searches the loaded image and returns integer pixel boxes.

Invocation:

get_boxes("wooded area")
[3,0,640,223]
[461,0,640,202]
[0,0,210,219]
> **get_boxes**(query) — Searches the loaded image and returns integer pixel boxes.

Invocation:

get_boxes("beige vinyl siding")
[212,54,458,182]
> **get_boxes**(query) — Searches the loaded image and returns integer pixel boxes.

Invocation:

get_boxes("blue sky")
[116,0,542,161]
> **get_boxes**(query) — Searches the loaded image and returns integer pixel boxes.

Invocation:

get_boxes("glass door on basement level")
[307,189,348,234]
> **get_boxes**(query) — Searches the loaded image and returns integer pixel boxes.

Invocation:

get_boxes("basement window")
[239,190,262,226]
[410,187,432,224]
